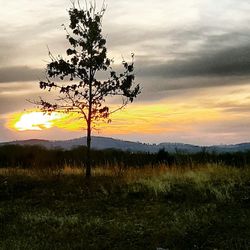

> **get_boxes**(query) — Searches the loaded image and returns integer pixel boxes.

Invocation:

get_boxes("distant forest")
[1,144,250,168]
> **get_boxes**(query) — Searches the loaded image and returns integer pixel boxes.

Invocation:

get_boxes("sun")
[13,112,66,131]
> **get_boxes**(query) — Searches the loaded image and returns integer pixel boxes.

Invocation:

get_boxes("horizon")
[2,134,250,147]
[1,0,250,145]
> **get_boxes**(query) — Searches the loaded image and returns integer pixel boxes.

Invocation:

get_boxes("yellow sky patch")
[7,100,222,135]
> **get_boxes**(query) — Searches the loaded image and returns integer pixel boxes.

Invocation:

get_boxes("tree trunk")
[86,66,93,178]
[86,120,91,178]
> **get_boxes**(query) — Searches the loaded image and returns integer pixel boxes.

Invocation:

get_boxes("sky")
[1,0,250,145]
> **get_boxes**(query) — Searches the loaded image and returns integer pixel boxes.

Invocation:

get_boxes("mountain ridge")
[1,136,250,153]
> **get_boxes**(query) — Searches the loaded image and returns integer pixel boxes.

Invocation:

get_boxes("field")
[1,165,250,250]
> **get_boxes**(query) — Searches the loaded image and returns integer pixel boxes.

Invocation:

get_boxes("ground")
[0,165,250,250]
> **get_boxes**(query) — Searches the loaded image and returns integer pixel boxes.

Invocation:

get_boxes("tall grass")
[1,164,249,202]
[1,164,250,249]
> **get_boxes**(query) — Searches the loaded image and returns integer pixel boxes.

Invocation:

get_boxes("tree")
[37,1,141,177]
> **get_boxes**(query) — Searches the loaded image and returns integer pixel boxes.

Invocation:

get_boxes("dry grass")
[1,164,250,249]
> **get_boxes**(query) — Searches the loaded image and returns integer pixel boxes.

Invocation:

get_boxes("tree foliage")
[38,2,140,122]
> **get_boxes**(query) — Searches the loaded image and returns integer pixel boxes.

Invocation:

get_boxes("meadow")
[1,163,250,250]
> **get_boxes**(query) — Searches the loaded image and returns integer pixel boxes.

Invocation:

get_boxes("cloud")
[1,0,250,144]
[138,42,250,79]
[198,118,250,142]
[0,66,43,83]
[0,94,38,114]
[0,81,50,114]
[0,14,68,67]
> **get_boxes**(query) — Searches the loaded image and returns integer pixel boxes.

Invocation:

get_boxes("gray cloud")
[200,118,250,136]
[200,97,250,114]
[0,15,68,67]
[0,95,35,114]
[135,75,250,101]
[0,66,43,83]
[139,43,250,79]
[0,83,53,113]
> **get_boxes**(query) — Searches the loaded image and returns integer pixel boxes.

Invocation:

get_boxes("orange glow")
[7,100,222,135]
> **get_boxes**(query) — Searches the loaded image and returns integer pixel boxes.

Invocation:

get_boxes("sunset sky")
[1,0,250,145]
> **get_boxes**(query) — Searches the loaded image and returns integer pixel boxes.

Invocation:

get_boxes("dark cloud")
[139,43,250,79]
[136,75,250,99]
[0,66,43,83]
[103,21,250,83]
[1,1,250,110]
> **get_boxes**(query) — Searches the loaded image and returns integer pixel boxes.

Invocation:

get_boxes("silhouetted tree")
[36,1,140,177]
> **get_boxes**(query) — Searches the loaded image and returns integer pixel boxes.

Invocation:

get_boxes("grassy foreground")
[0,165,250,250]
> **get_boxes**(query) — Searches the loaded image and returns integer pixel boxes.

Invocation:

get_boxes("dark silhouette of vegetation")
[36,2,140,177]
[1,144,250,169]
[1,163,250,249]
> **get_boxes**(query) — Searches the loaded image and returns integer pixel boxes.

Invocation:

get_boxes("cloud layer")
[1,0,250,144]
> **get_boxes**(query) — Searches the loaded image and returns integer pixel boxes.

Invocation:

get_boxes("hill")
[2,136,250,153]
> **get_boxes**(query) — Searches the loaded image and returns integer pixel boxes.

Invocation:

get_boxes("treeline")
[0,144,250,168]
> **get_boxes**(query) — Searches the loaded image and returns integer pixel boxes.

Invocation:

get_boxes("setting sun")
[13,112,66,131]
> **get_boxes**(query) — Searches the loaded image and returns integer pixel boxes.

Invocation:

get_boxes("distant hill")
[1,136,250,153]
[0,137,156,152]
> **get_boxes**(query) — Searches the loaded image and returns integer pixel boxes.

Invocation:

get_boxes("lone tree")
[37,2,141,177]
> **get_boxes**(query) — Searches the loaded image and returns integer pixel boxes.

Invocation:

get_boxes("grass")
[0,164,250,249]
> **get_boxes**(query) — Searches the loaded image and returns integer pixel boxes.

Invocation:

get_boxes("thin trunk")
[86,67,93,178]
[86,118,91,178]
